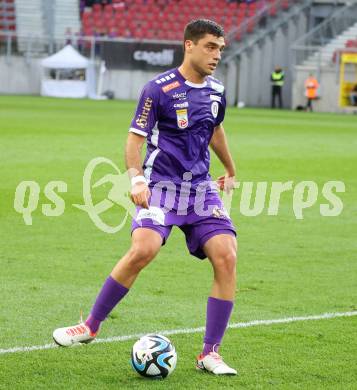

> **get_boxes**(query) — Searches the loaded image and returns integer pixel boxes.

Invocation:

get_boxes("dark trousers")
[306,98,314,112]
[271,85,283,108]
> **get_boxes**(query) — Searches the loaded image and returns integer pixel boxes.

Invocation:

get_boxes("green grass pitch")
[0,96,356,389]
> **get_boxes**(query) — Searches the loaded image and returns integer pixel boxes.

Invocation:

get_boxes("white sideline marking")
[1,311,356,355]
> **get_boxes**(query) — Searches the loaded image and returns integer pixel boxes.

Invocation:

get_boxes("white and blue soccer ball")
[131,334,177,379]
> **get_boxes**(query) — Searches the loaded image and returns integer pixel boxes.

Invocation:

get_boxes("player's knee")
[128,244,157,270]
[213,248,237,276]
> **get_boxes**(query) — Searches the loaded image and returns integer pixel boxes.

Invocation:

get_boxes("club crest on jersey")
[176,109,188,129]
[211,101,219,118]
[162,81,180,93]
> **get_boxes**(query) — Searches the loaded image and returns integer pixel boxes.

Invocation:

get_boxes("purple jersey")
[129,67,226,190]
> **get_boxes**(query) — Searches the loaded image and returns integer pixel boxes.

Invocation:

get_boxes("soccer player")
[53,19,238,375]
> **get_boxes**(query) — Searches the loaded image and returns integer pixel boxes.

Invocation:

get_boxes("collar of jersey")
[184,80,207,88]
[175,68,207,88]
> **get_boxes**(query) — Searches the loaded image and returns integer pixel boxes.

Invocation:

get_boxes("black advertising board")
[101,41,183,70]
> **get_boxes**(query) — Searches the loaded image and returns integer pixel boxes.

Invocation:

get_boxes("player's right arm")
[125,133,150,209]
[125,81,160,209]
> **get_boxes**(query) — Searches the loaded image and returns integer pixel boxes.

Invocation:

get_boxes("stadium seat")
[93,4,102,12]
[79,0,291,41]
[346,39,357,48]
[247,19,256,33]
[268,0,277,16]
[281,0,289,10]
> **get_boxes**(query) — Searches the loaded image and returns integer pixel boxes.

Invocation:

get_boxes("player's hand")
[130,182,151,209]
[217,174,236,194]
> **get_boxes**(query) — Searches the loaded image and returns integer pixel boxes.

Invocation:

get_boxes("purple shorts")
[131,187,236,259]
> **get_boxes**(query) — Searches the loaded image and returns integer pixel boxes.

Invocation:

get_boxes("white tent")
[41,45,90,98]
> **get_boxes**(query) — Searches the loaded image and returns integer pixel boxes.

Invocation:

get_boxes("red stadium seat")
[237,9,246,19]
[167,30,177,41]
[346,39,357,48]
[281,0,290,10]
[140,20,149,29]
[146,29,156,39]
[107,19,116,29]
[161,21,170,31]
[247,8,256,18]
[268,0,277,16]
[83,26,94,36]
[228,2,237,11]
[235,30,242,41]
[247,19,256,33]
[104,4,113,13]
[248,2,257,10]
[93,4,101,12]
[156,29,166,39]
[79,0,271,39]
[117,18,126,28]
[166,13,176,23]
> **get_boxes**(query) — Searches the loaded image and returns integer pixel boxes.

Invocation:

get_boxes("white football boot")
[53,322,96,347]
[196,352,237,375]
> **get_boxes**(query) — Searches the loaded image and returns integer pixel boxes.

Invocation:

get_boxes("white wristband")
[131,175,147,187]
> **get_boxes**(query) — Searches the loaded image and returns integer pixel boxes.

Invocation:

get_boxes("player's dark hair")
[183,19,224,51]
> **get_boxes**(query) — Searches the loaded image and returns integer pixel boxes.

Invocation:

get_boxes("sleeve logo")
[135,97,153,129]
[211,101,219,118]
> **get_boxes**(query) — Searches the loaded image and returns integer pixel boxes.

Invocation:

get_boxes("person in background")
[349,84,357,106]
[304,74,319,112]
[271,66,284,109]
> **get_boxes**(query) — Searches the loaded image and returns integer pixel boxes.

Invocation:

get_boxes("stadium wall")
[292,65,349,113]
[0,57,41,94]
[226,12,308,108]
[0,56,159,100]
[101,69,157,100]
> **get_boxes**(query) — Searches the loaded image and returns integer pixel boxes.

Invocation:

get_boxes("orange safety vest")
[305,77,319,99]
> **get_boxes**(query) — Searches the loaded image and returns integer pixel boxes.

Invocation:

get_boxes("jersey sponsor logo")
[211,101,219,118]
[210,94,222,103]
[135,97,153,129]
[173,101,189,109]
[176,109,188,129]
[210,80,225,93]
[172,91,187,100]
[162,80,180,93]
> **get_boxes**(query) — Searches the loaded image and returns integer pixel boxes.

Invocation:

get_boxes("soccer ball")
[131,334,177,378]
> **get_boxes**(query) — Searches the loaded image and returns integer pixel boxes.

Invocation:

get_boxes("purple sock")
[85,276,129,334]
[202,297,234,356]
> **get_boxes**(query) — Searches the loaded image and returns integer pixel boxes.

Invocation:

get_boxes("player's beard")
[190,59,211,78]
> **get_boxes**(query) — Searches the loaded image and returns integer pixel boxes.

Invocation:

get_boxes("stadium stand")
[332,36,357,63]
[79,0,292,41]
[303,21,357,67]
[0,0,15,32]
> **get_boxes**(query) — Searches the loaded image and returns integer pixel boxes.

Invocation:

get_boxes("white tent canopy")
[41,45,91,98]
[41,45,89,69]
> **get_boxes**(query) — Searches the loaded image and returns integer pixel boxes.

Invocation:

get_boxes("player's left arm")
[210,123,236,193]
